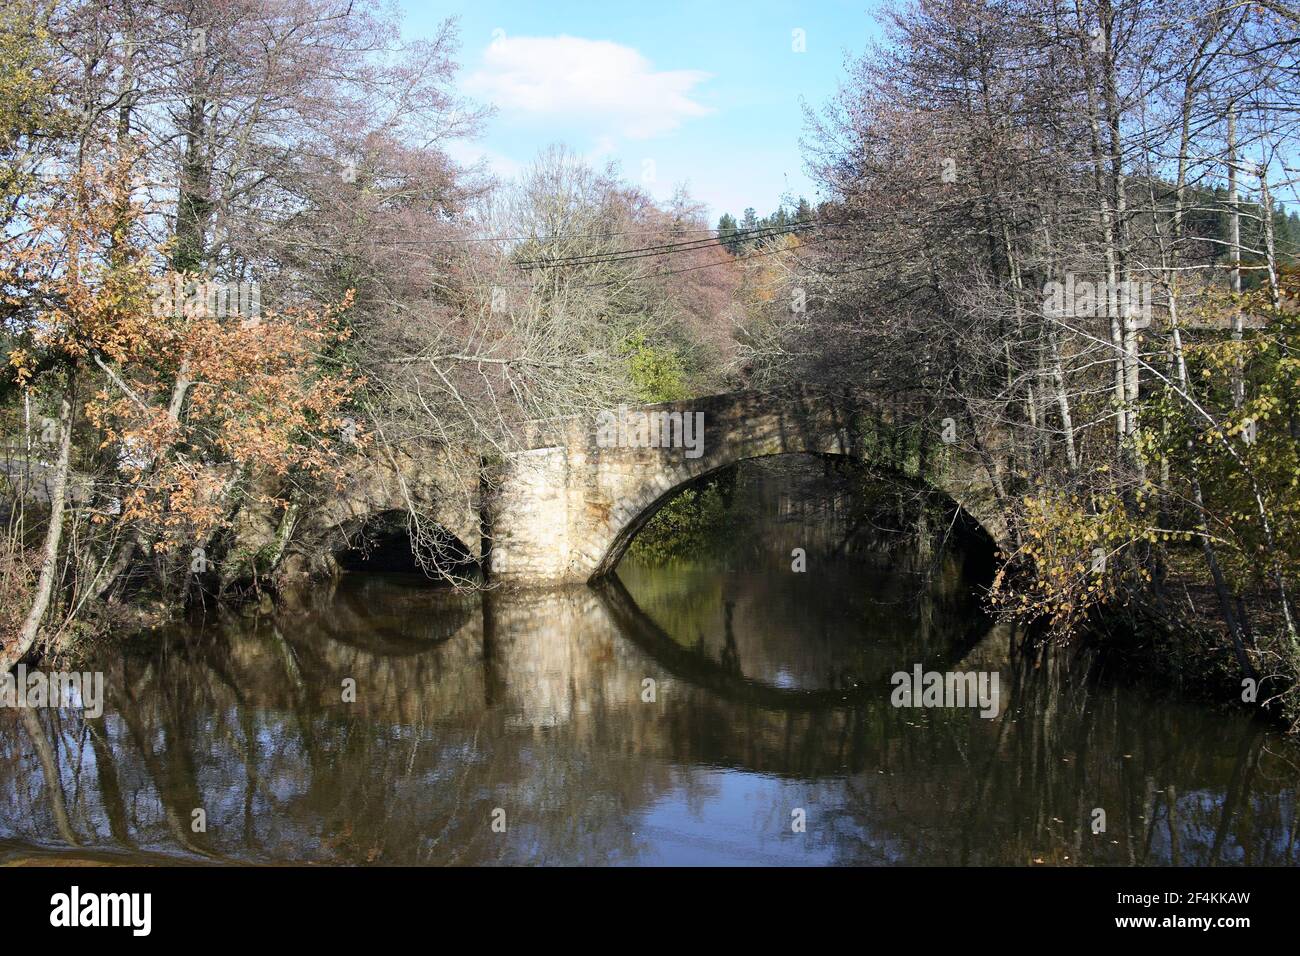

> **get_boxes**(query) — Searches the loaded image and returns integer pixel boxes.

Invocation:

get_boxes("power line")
[532,235,827,290]
[360,217,818,246]
[515,219,818,271]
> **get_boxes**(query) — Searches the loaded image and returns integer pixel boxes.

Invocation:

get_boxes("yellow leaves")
[992,489,1161,635]
[7,348,32,386]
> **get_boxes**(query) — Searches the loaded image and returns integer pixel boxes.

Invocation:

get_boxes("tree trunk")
[3,395,72,674]
[1228,105,1244,408]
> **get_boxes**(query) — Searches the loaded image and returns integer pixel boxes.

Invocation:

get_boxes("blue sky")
[397,0,886,222]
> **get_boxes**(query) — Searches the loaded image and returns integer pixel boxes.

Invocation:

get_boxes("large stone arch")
[489,388,1007,585]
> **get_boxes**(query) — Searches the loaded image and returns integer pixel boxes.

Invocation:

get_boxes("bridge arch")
[271,444,483,585]
[591,452,992,580]
[488,388,1007,585]
[333,508,477,578]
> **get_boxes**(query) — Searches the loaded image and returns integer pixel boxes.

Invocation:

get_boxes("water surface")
[1,465,1296,865]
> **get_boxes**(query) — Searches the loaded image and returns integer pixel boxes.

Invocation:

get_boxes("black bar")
[0,865,1278,942]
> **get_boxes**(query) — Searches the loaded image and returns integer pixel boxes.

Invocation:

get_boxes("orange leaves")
[10,149,157,367]
[88,299,362,554]
[11,138,363,557]
[7,347,33,386]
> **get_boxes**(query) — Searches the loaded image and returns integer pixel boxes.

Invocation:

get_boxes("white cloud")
[466,35,713,139]
[444,140,524,182]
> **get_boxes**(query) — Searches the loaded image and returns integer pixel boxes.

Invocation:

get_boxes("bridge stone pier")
[487,388,1007,586]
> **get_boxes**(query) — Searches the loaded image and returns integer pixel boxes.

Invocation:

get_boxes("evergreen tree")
[717,212,741,255]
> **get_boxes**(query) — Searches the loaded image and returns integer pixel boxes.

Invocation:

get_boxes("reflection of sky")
[631,770,835,866]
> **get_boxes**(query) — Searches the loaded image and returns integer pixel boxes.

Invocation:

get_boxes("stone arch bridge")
[487,387,1006,585]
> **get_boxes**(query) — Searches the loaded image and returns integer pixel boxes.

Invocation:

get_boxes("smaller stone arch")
[276,446,482,584]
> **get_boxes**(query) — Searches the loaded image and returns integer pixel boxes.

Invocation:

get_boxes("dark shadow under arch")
[334,508,477,580]
[592,451,996,580]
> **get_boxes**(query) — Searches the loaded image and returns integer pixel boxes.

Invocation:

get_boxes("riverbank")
[1084,582,1300,731]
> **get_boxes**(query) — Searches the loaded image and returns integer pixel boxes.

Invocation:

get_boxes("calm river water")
[1,462,1297,865]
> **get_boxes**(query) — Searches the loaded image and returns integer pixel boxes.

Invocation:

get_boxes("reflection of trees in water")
[0,581,1295,865]
[814,640,1299,865]
[0,588,679,864]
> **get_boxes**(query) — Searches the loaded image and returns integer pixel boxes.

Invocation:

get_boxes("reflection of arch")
[280,577,478,656]
[593,574,993,712]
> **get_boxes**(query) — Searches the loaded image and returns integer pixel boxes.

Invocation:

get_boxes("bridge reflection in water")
[1,550,1295,867]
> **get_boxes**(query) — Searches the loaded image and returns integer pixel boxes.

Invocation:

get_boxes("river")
[1,458,1296,865]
